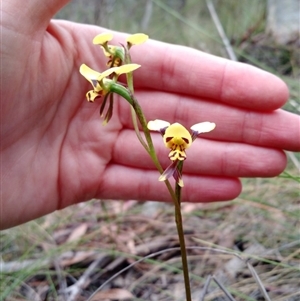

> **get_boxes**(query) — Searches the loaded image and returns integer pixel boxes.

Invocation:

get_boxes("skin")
[1,0,299,230]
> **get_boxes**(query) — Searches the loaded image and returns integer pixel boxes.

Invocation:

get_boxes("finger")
[118,91,300,152]
[129,39,289,111]
[72,27,288,112]
[2,1,73,102]
[4,0,70,34]
[112,130,287,177]
[98,164,242,203]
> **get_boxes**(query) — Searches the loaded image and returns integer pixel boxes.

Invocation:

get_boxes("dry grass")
[1,166,299,300]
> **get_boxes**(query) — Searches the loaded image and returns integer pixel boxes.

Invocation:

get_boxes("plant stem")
[125,49,150,152]
[123,47,191,301]
[131,97,192,301]
[175,161,192,301]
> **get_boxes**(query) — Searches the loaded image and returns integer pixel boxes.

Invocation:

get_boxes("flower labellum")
[164,123,192,161]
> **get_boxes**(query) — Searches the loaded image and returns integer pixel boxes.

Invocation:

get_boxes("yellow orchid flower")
[80,64,115,85]
[79,63,140,123]
[79,63,140,101]
[79,64,116,102]
[92,32,148,67]
[147,119,216,187]
[92,33,124,67]
[164,123,192,161]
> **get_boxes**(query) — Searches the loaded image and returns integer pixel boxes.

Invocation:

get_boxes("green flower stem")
[127,95,192,301]
[109,85,163,175]
[137,109,191,301]
[124,50,149,153]
[133,101,192,301]
[175,161,184,204]
[114,93,192,301]
[122,49,166,176]
[175,161,192,301]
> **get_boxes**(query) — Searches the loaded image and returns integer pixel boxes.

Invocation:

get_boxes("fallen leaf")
[66,223,88,243]
[59,251,97,267]
[91,288,133,300]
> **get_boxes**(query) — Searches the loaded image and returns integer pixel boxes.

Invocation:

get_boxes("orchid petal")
[126,33,149,45]
[114,64,141,75]
[86,90,101,102]
[80,64,102,87]
[173,167,184,187]
[191,122,216,134]
[159,161,184,187]
[99,93,110,117]
[147,119,170,132]
[97,67,119,81]
[159,161,178,182]
[93,33,113,45]
[102,93,114,126]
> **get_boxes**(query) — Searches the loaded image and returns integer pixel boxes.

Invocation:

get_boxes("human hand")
[1,0,299,230]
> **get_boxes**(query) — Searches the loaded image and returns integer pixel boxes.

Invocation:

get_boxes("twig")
[277,240,300,252]
[64,254,111,301]
[206,0,300,176]
[20,280,42,301]
[246,261,272,301]
[286,151,300,170]
[289,99,300,114]
[212,276,237,301]
[206,0,237,61]
[199,275,212,301]
[0,259,50,273]
[141,0,153,31]
[53,260,68,301]
[86,246,243,301]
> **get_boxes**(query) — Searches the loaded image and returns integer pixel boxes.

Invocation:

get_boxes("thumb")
[2,0,70,35]
[1,0,71,102]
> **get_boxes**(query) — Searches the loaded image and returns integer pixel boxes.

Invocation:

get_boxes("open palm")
[1,0,299,229]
